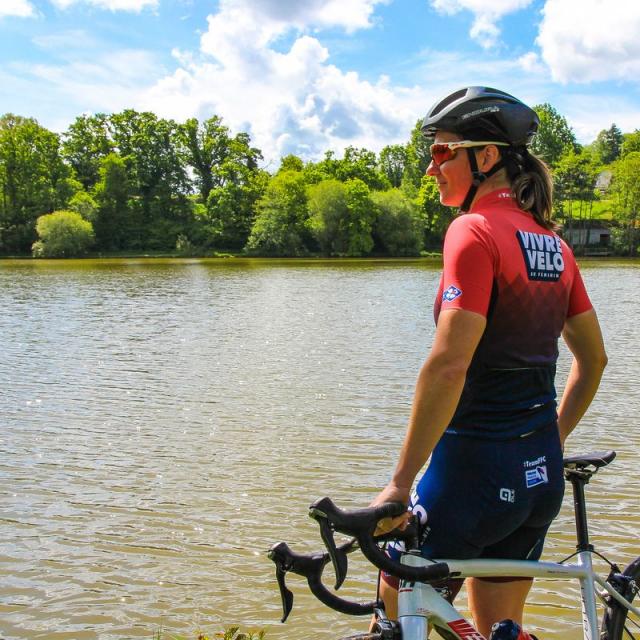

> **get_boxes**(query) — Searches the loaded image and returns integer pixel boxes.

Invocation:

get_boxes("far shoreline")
[1,254,639,268]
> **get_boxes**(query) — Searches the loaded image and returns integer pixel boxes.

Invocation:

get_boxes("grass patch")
[154,627,266,640]
[560,198,616,220]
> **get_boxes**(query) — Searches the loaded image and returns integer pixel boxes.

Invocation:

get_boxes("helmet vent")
[430,88,467,117]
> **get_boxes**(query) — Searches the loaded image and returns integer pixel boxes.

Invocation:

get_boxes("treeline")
[0,105,639,258]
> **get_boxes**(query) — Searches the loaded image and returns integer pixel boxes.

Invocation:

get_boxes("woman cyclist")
[371,87,607,639]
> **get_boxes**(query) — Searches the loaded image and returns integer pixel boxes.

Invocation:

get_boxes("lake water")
[0,257,638,639]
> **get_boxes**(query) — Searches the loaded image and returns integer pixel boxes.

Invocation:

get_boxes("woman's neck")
[470,172,511,209]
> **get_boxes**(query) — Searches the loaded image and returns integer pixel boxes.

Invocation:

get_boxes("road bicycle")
[269,451,640,639]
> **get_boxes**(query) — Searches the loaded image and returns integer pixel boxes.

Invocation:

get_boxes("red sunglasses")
[429,140,509,166]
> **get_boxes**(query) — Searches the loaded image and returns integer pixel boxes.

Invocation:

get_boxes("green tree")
[417,176,452,248]
[342,179,376,255]
[178,116,261,203]
[610,152,640,256]
[593,124,623,165]
[301,156,332,185]
[68,190,98,223]
[178,116,265,249]
[108,110,192,249]
[306,179,347,255]
[32,209,95,257]
[62,113,113,190]
[307,178,375,256]
[312,147,390,190]
[530,103,578,166]
[92,153,134,251]
[371,189,425,256]
[621,130,640,158]
[246,170,309,256]
[278,154,304,173]
[0,114,73,254]
[553,150,600,217]
[204,168,269,250]
[553,150,601,252]
[379,144,409,188]
[403,119,432,189]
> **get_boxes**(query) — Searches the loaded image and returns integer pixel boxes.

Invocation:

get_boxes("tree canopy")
[531,103,578,166]
[1,104,639,258]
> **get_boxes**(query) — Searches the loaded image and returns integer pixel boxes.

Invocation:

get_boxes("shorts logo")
[516,230,565,281]
[525,465,548,488]
[500,488,515,503]
[443,285,462,302]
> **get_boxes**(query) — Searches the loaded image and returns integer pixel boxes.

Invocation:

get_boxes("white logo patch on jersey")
[443,284,462,302]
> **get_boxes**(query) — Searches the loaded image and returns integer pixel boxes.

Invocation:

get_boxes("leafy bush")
[371,188,424,256]
[306,178,375,256]
[32,209,95,258]
[246,170,310,256]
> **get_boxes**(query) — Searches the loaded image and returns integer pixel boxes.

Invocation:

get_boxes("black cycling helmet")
[421,86,539,211]
[421,86,539,146]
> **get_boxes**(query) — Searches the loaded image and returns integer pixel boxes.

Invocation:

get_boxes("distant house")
[560,220,611,255]
[595,169,613,194]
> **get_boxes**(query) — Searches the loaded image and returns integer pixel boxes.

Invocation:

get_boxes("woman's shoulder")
[446,212,492,239]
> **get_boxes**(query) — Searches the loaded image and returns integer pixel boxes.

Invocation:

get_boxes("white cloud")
[214,0,388,34]
[517,51,544,74]
[32,29,98,52]
[430,0,533,48]
[139,0,411,166]
[143,37,421,166]
[49,0,158,11]
[6,48,162,118]
[0,0,35,18]
[554,93,640,143]
[537,0,640,83]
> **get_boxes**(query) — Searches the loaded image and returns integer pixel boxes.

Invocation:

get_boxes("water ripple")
[0,259,638,639]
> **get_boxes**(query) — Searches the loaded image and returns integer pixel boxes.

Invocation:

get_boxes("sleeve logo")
[516,230,565,281]
[443,285,462,302]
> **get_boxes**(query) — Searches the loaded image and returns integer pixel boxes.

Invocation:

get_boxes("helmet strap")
[459,147,506,212]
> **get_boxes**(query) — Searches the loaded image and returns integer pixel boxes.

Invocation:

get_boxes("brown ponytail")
[505,148,555,230]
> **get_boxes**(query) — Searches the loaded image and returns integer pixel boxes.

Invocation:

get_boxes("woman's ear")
[478,144,502,172]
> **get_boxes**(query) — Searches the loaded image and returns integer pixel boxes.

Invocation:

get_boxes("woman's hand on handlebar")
[370,482,412,536]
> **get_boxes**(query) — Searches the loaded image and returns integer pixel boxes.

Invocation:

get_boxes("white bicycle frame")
[397,552,640,640]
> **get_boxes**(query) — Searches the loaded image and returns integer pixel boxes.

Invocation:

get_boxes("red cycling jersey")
[434,188,592,438]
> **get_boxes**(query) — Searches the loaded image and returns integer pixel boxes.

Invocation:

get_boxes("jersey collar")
[470,188,515,213]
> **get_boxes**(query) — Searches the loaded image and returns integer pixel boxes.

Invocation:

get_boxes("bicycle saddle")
[563,450,616,470]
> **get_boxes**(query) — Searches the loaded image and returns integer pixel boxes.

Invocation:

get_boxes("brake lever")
[274,564,294,623]
[268,541,323,622]
[310,506,349,589]
[268,539,375,621]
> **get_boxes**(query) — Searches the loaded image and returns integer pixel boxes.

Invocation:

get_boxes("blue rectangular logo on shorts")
[525,465,548,488]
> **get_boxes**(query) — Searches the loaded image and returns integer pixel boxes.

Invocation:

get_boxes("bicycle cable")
[558,548,619,571]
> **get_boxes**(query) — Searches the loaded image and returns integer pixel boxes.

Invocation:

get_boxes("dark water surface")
[0,258,638,639]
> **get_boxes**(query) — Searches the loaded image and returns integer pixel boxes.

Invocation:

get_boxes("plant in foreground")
[154,626,266,640]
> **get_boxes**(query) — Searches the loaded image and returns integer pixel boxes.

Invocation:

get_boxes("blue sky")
[1,0,639,167]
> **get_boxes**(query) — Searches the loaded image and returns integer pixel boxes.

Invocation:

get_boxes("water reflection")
[0,258,638,639]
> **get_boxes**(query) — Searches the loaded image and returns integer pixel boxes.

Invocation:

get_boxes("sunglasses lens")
[430,144,455,165]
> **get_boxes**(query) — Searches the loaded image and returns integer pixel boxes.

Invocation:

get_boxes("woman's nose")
[426,160,439,176]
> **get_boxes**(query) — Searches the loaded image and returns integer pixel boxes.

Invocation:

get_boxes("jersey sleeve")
[566,261,593,317]
[440,214,495,317]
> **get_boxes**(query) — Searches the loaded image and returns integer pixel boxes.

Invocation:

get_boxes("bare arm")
[557,308,607,446]
[373,308,486,513]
